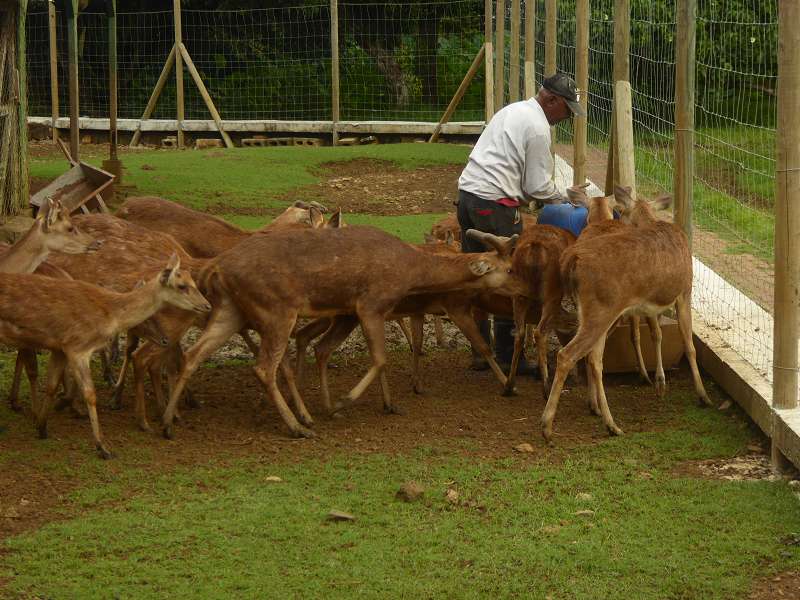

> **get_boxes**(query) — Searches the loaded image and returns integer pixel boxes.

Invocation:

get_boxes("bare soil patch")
[280,158,462,215]
[749,571,800,599]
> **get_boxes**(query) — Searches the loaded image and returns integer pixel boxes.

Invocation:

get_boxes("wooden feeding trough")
[29,162,115,215]
[603,315,685,374]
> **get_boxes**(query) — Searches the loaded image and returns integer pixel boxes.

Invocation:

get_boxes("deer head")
[157,253,211,314]
[39,198,100,254]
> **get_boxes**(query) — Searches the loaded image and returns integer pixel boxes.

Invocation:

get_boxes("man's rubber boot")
[469,318,492,371]
[495,319,539,377]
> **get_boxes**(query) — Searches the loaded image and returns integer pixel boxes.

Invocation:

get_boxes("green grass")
[2,387,799,599]
[30,144,471,212]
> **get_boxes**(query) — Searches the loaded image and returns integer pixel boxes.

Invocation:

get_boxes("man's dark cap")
[542,73,586,117]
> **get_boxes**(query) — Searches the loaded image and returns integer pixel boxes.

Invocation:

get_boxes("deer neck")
[631,200,657,225]
[407,252,484,294]
[0,223,48,274]
[111,279,166,333]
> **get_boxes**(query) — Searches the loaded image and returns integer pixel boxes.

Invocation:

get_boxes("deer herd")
[0,185,710,458]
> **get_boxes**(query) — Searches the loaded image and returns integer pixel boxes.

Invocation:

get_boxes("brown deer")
[540,191,710,443]
[0,254,210,458]
[116,196,326,258]
[160,226,522,439]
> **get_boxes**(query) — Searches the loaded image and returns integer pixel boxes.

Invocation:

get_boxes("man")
[457,72,584,374]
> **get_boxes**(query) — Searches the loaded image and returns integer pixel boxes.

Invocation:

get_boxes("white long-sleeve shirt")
[458,98,565,205]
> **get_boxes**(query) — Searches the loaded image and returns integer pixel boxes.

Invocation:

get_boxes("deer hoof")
[7,399,21,413]
[138,421,153,434]
[412,383,425,395]
[109,391,124,411]
[291,425,315,439]
[655,377,666,399]
[297,414,314,428]
[541,424,553,445]
[37,422,48,439]
[502,384,517,397]
[607,424,624,436]
[384,404,405,416]
[183,389,201,409]
[162,424,174,440]
[698,394,713,407]
[96,444,113,460]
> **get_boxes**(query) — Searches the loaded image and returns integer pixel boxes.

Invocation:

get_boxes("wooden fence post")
[509,0,520,102]
[331,0,340,145]
[573,0,589,184]
[614,80,635,198]
[484,0,494,121]
[494,0,505,109]
[174,0,184,149]
[66,0,79,161]
[524,0,535,99]
[107,0,118,161]
[48,0,58,144]
[17,0,29,212]
[605,0,630,194]
[674,0,695,244]
[545,0,556,154]
[773,0,800,467]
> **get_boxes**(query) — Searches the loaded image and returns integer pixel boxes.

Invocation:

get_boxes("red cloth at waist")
[496,197,521,208]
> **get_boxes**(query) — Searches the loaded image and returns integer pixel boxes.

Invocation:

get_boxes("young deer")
[116,196,325,258]
[0,254,210,458]
[161,226,521,439]
[0,198,98,274]
[540,192,710,443]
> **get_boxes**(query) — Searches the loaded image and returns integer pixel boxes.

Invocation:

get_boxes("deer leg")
[433,315,446,348]
[503,297,531,396]
[629,315,653,386]
[251,310,314,438]
[70,354,112,459]
[8,351,24,412]
[162,305,244,438]
[410,314,426,394]
[675,293,711,406]
[541,315,612,444]
[9,349,37,413]
[132,342,159,432]
[534,297,562,400]
[448,306,507,388]
[239,330,259,356]
[647,316,665,398]
[587,334,623,436]
[110,334,138,410]
[585,357,600,416]
[294,318,332,387]
[334,313,394,414]
[396,317,414,349]
[279,355,314,428]
[313,316,358,415]
[35,351,66,441]
[99,345,116,388]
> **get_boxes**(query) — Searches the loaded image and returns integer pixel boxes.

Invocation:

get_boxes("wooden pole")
[614,81,635,199]
[331,0,340,145]
[484,0,494,121]
[674,0,695,244]
[494,0,505,110]
[129,46,175,147]
[178,43,234,148]
[173,0,184,149]
[524,0,535,98]
[545,0,556,153]
[48,0,58,144]
[509,0,520,102]
[773,0,800,427]
[573,0,589,185]
[605,0,630,193]
[17,0,29,211]
[107,0,118,161]
[66,0,79,161]
[429,45,486,143]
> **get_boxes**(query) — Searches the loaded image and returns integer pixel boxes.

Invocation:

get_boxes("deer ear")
[326,209,343,228]
[309,200,328,214]
[468,259,495,276]
[566,185,589,207]
[309,206,324,229]
[161,253,180,283]
[613,185,634,206]
[42,197,61,231]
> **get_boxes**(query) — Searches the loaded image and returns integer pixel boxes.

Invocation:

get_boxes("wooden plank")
[48,0,58,144]
[429,44,486,143]
[330,0,340,145]
[544,0,556,77]
[674,0,695,245]
[606,0,630,193]
[573,0,589,185]
[107,0,118,159]
[33,116,487,136]
[614,80,635,200]
[773,0,800,415]
[67,0,79,161]
[509,0,520,102]
[494,0,505,109]
[178,43,234,148]
[484,0,494,121]
[523,0,535,99]
[173,0,184,149]
[129,45,175,147]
